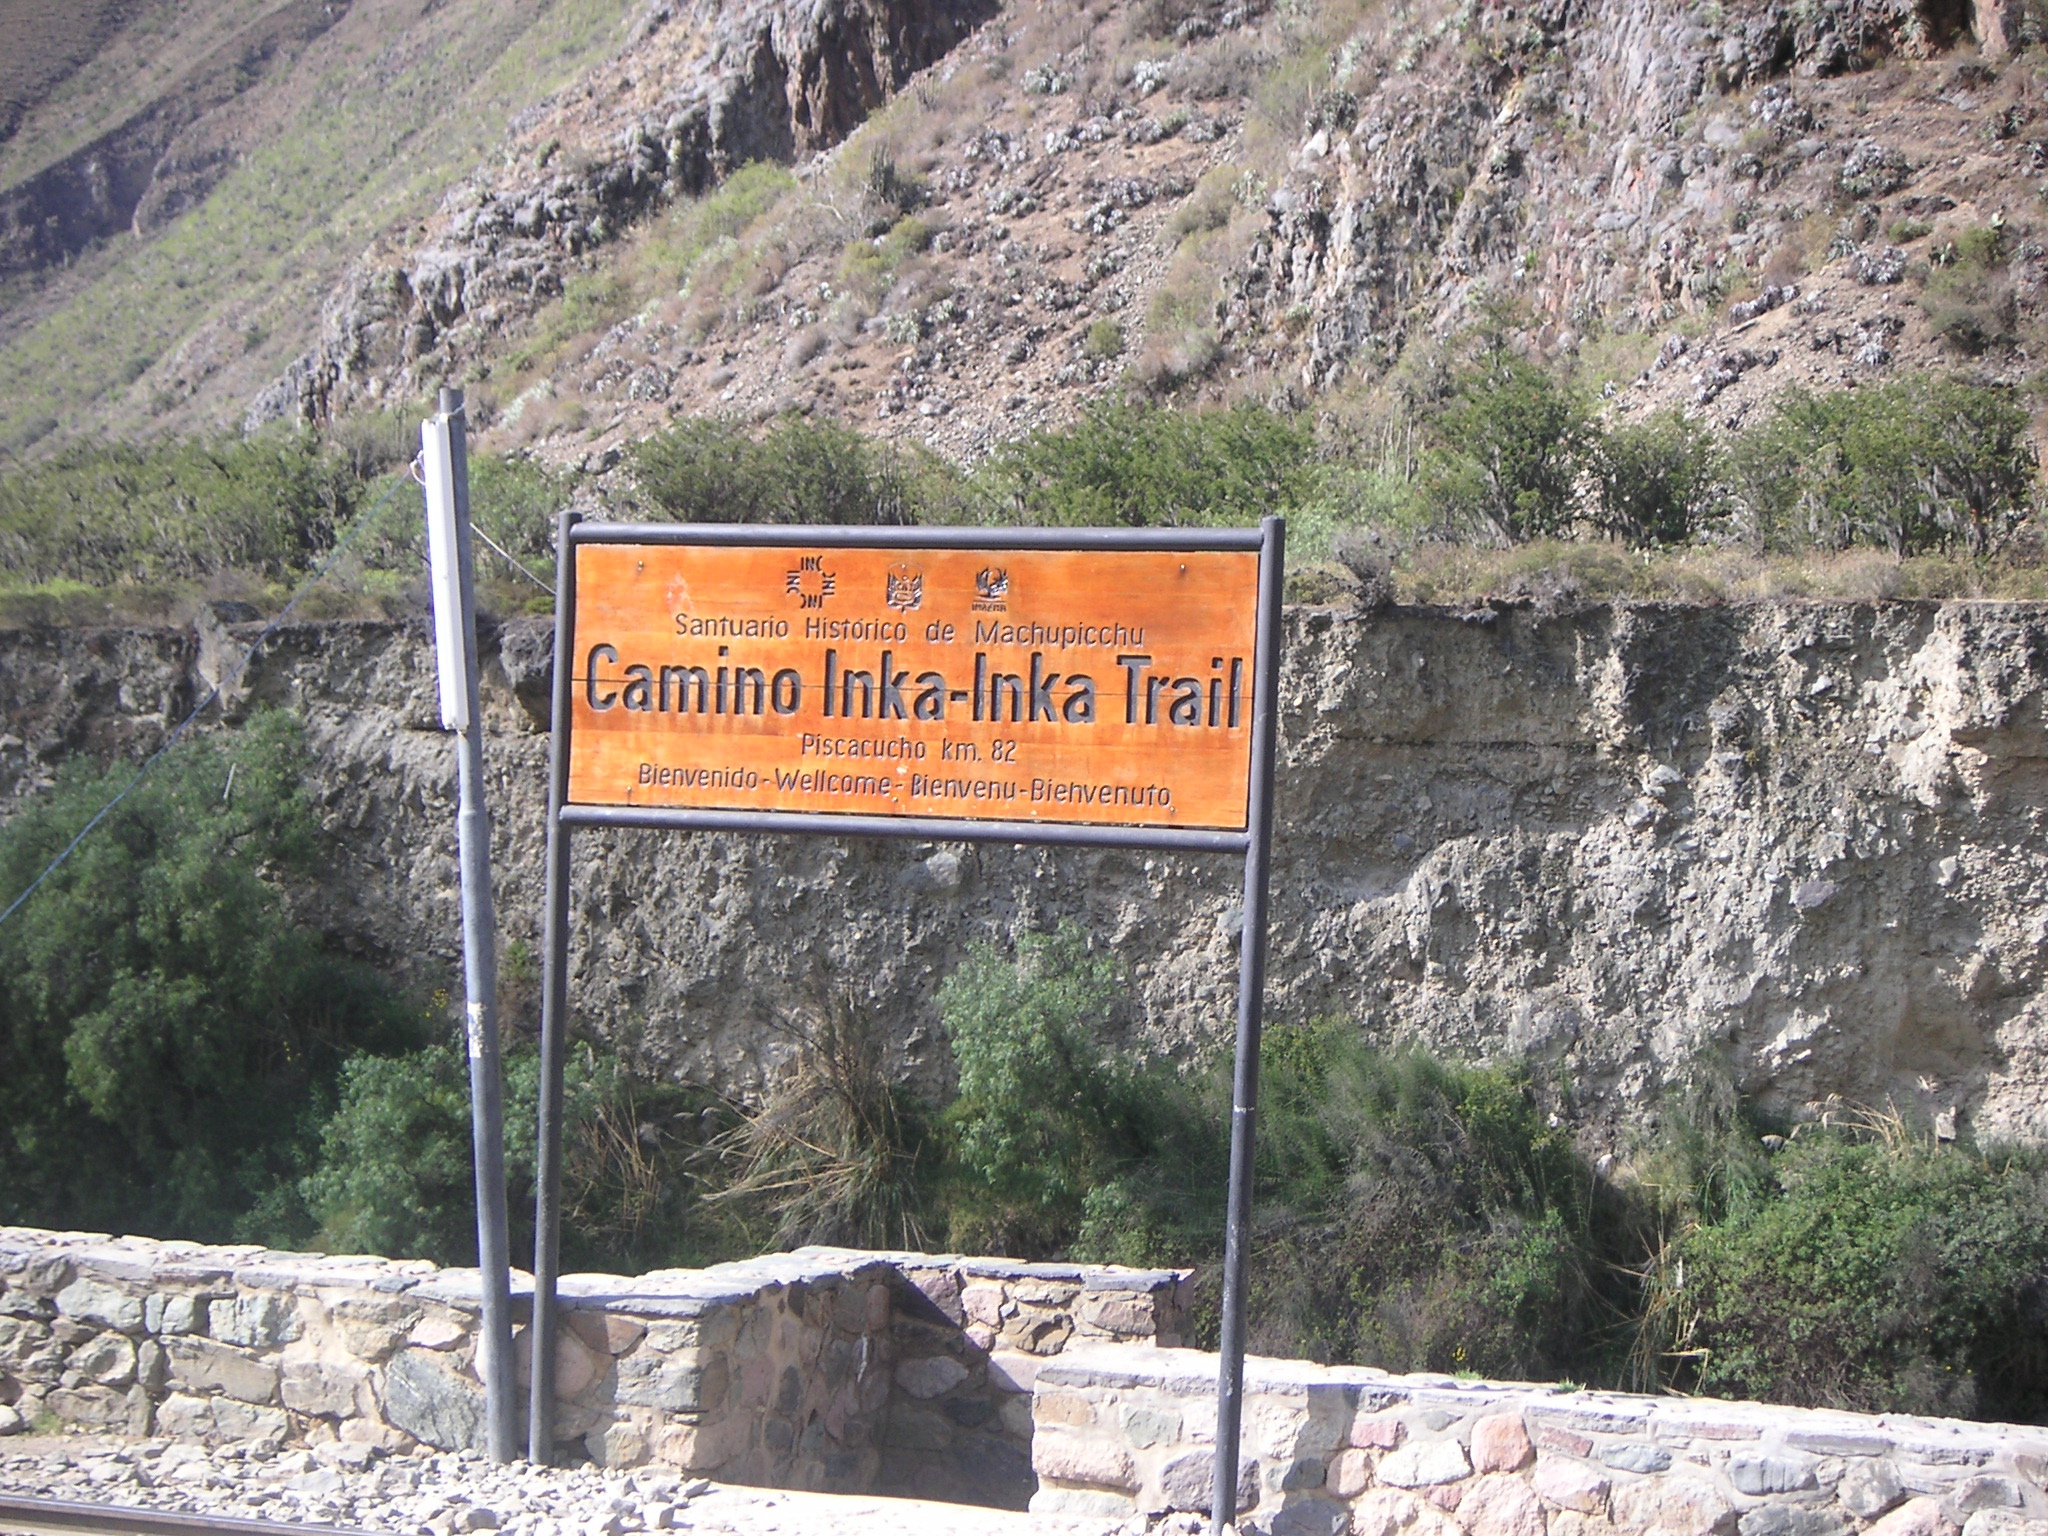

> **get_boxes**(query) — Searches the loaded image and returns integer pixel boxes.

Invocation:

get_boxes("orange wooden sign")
[565,542,1262,830]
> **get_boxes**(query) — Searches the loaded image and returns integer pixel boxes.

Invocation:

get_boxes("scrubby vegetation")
[7,762,2048,1423]
[1,339,2040,622]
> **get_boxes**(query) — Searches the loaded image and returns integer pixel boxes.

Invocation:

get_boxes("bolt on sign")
[567,539,1262,830]
[531,520,1284,1533]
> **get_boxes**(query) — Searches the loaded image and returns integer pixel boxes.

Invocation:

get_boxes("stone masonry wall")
[0,1228,1189,1510]
[1030,1344,2048,1536]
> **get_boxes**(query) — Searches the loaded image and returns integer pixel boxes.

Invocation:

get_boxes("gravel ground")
[0,1435,1151,1536]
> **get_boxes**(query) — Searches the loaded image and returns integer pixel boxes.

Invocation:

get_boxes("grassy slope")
[0,0,631,452]
[0,0,267,186]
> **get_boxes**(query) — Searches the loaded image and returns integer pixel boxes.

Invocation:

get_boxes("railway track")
[0,1493,375,1536]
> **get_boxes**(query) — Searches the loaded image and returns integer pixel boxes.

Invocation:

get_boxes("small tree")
[1422,339,1594,542]
[0,712,410,1240]
[1595,408,1722,548]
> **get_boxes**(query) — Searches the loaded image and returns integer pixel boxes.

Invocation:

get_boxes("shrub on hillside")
[631,416,925,524]
[938,925,1219,1258]
[0,712,412,1240]
[982,398,1316,526]
[1722,376,2037,555]
[1421,339,1595,542]
[1670,1128,2048,1420]
[1595,408,1722,548]
[0,431,359,585]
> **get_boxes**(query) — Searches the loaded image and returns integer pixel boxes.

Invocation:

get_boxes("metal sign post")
[524,520,1285,1503]
[419,387,518,1463]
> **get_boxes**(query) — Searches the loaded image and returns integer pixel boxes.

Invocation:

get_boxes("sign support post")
[529,507,581,1464]
[420,387,518,1463]
[1210,519,1284,1536]
[523,517,1282,1480]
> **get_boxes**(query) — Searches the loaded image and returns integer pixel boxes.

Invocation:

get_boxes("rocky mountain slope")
[7,599,2047,1152]
[9,0,2048,470]
[249,0,2048,473]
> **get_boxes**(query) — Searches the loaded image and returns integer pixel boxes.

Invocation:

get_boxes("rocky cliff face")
[6,596,2047,1149]
[250,0,999,428]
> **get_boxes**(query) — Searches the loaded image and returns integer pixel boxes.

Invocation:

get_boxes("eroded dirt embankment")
[4,598,2046,1147]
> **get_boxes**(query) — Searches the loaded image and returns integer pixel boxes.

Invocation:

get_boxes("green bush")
[938,925,1219,1258]
[1595,408,1721,548]
[1421,340,1594,542]
[1723,377,2037,554]
[1673,1132,2048,1420]
[631,416,922,525]
[0,712,412,1240]
[0,431,360,585]
[303,1036,736,1272]
[981,399,1316,527]
[1235,1029,1604,1375]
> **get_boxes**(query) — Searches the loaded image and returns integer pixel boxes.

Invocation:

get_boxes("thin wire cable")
[0,470,418,932]
[410,444,555,594]
[469,520,555,596]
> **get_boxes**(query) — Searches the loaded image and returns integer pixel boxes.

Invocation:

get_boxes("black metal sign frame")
[528,515,1283,1532]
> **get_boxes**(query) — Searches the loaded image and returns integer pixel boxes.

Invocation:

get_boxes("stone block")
[1868,1499,1962,1536]
[1603,1444,1672,1473]
[208,1292,301,1349]
[589,1419,650,1469]
[165,1336,278,1404]
[961,1283,1007,1328]
[1730,1455,1820,1495]
[53,1279,143,1334]
[1036,1429,1139,1492]
[1381,1440,1473,1487]
[144,1294,201,1336]
[1460,1474,1549,1536]
[1030,1488,1135,1517]
[988,1350,1043,1393]
[45,1383,143,1432]
[1330,1449,1374,1499]
[1353,1413,1410,1450]
[614,1349,729,1413]
[1840,1460,1907,1518]
[1951,1479,2026,1516]
[513,1321,603,1399]
[1535,1456,1612,1514]
[1124,1402,1182,1448]
[384,1347,485,1452]
[1472,1413,1534,1472]
[1962,1514,2048,1536]
[908,1268,964,1324]
[156,1393,216,1439]
[339,1320,404,1361]
[1271,1457,1329,1493]
[69,1331,136,1387]
[136,1338,167,1393]
[1078,1294,1157,1336]
[1155,1448,1259,1514]
[281,1358,369,1417]
[408,1315,467,1351]
[565,1310,646,1357]
[1737,1508,1847,1536]
[1353,1488,1461,1536]
[1788,1431,1894,1457]
[210,1399,289,1441]
[1038,1390,1097,1426]
[1610,1474,1733,1536]
[1273,1498,1352,1536]
[895,1353,969,1398]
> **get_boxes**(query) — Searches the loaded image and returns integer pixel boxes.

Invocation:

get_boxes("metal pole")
[423,387,518,1463]
[1212,515,1285,1536]
[528,506,581,1464]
